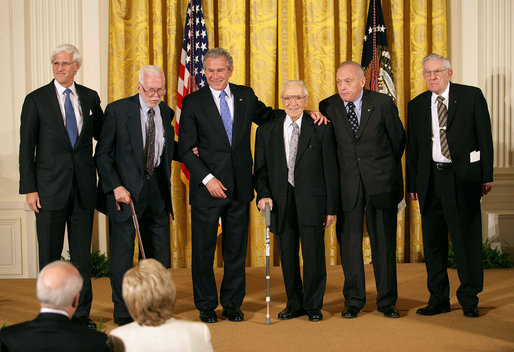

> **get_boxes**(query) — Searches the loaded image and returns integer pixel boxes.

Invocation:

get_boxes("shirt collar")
[209,84,232,99]
[40,307,70,318]
[54,80,76,96]
[138,95,160,115]
[431,83,451,105]
[285,114,303,127]
[344,90,364,108]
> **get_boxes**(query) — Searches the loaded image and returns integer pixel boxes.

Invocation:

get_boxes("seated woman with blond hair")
[109,259,213,352]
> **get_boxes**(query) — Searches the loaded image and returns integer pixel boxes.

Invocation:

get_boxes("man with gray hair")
[18,43,103,329]
[407,53,493,317]
[0,261,109,351]
[96,65,180,326]
[254,80,339,321]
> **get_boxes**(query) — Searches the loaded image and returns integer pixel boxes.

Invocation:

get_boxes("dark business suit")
[178,83,272,310]
[254,111,339,311]
[0,313,109,352]
[406,82,493,308]
[319,89,405,310]
[95,94,178,319]
[18,80,103,319]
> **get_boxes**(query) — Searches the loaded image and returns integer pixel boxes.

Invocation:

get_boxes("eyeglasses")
[281,95,306,104]
[52,61,75,68]
[423,69,448,77]
[140,85,167,96]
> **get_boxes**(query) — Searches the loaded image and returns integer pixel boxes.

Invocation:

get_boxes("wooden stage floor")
[1,263,513,351]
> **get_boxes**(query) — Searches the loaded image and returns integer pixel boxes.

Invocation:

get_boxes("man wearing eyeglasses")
[19,44,103,330]
[254,81,339,322]
[406,53,494,318]
[95,65,179,326]
[319,61,405,319]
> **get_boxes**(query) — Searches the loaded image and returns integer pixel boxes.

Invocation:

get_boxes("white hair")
[37,261,83,308]
[282,80,309,97]
[422,53,451,70]
[51,44,82,66]
[139,65,166,84]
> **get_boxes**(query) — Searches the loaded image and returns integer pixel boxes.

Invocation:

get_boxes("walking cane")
[129,200,146,259]
[263,202,271,325]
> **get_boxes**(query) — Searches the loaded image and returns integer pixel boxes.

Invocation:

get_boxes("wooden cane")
[129,200,146,259]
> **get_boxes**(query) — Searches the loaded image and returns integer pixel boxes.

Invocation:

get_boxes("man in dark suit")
[254,80,339,322]
[18,44,103,329]
[319,61,405,319]
[406,53,493,318]
[0,261,109,351]
[95,65,179,326]
[178,48,275,323]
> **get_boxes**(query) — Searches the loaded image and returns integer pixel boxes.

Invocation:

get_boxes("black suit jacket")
[254,111,339,233]
[319,89,405,210]
[95,94,178,219]
[406,82,494,213]
[19,80,103,210]
[178,83,272,206]
[0,313,109,352]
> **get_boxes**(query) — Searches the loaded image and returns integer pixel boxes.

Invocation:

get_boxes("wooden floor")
[1,264,514,351]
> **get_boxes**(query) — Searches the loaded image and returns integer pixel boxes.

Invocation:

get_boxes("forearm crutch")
[130,200,146,259]
[263,202,271,325]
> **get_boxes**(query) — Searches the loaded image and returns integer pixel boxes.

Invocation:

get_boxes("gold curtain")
[108,0,447,268]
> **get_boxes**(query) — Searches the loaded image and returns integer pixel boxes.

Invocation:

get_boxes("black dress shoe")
[277,307,306,320]
[72,316,98,330]
[378,305,400,318]
[307,309,323,322]
[222,304,244,322]
[342,306,360,319]
[199,309,217,323]
[113,316,134,326]
[462,306,479,318]
[416,303,451,316]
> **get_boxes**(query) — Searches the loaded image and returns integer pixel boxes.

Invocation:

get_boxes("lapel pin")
[239,98,243,101]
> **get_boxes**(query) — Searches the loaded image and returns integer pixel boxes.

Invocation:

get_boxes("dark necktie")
[64,88,78,148]
[287,122,300,186]
[145,108,156,176]
[219,91,233,145]
[346,101,359,137]
[436,96,451,160]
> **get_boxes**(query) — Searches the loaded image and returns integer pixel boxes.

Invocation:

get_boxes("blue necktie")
[64,88,78,148]
[219,91,233,145]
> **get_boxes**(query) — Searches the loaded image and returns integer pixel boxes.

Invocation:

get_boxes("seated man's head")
[122,259,176,326]
[37,261,83,317]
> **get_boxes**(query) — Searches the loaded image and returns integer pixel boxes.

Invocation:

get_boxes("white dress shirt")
[283,114,303,162]
[431,84,451,163]
[54,80,83,134]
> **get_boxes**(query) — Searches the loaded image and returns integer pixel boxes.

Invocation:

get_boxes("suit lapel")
[231,83,246,147]
[271,112,287,171]
[200,86,231,147]
[75,83,89,147]
[329,95,355,140]
[447,82,459,127]
[46,81,73,149]
[295,113,314,165]
[126,95,145,169]
[359,90,374,139]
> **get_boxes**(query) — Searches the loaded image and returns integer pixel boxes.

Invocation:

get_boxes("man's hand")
[307,110,329,125]
[409,192,418,200]
[481,182,492,197]
[114,186,131,210]
[324,215,335,229]
[26,192,42,213]
[258,198,273,212]
[206,177,227,199]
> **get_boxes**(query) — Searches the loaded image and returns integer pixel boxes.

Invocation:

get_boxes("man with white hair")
[96,65,180,326]
[18,43,103,329]
[0,261,109,351]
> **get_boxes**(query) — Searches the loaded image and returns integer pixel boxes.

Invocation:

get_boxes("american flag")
[361,0,395,100]
[176,0,209,183]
